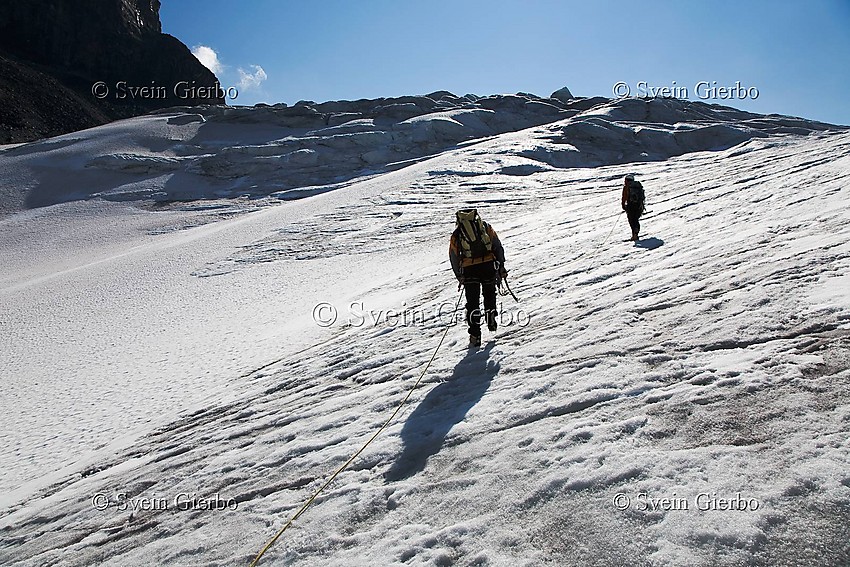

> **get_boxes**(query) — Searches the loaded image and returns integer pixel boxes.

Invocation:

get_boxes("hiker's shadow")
[635,237,664,250]
[385,342,499,481]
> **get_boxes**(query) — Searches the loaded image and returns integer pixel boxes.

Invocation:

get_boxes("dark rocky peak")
[1,0,162,71]
[0,0,222,142]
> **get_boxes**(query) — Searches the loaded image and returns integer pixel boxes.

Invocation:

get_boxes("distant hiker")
[449,209,507,347]
[622,173,645,241]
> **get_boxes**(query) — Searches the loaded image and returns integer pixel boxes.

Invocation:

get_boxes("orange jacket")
[621,179,631,210]
[448,223,505,279]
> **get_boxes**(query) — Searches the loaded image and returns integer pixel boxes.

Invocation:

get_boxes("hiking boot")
[485,309,497,332]
[469,334,482,347]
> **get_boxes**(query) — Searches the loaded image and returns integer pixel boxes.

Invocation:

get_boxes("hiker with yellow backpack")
[449,209,508,347]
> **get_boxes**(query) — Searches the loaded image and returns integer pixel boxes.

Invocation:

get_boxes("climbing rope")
[249,289,465,566]
[576,209,623,264]
[250,208,621,565]
[493,209,622,308]
[602,210,624,247]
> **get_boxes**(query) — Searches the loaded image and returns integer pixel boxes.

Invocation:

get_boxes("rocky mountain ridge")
[0,0,222,143]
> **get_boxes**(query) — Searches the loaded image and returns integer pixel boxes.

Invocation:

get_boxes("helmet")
[625,173,635,181]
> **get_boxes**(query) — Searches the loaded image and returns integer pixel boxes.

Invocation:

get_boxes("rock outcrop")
[550,86,574,102]
[0,0,223,143]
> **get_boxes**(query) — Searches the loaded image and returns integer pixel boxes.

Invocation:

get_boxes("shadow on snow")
[385,342,499,481]
[635,236,664,250]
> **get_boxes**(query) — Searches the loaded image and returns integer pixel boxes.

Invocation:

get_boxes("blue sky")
[161,0,850,125]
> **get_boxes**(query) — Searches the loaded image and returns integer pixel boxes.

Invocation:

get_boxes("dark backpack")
[455,209,493,259]
[628,180,645,210]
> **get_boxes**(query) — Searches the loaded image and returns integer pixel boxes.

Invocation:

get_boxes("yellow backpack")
[456,209,493,259]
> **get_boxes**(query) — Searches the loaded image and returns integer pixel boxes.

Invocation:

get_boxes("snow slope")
[1,98,849,566]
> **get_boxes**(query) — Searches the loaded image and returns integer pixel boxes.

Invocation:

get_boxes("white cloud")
[237,65,268,91]
[191,45,223,75]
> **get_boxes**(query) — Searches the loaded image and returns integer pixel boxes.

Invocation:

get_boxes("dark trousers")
[464,282,497,337]
[461,262,498,337]
[626,205,641,236]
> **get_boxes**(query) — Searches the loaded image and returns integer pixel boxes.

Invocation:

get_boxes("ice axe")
[497,265,519,302]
